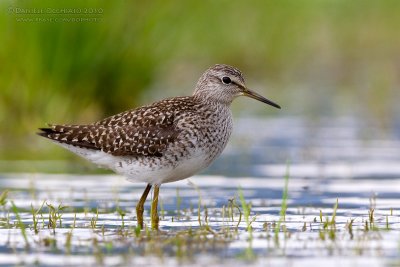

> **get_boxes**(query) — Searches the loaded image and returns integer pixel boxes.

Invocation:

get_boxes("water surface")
[0,116,399,266]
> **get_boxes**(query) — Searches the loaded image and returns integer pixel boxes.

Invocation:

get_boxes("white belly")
[121,151,210,184]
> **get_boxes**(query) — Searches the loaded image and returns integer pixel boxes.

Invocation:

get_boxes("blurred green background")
[0,0,399,170]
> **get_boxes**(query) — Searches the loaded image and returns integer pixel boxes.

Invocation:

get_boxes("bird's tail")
[37,124,98,150]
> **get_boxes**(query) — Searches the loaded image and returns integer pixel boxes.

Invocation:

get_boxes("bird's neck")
[192,93,233,107]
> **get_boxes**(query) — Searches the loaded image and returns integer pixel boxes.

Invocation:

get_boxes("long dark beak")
[243,89,281,109]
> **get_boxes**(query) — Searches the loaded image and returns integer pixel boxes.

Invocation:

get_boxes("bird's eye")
[222,76,231,84]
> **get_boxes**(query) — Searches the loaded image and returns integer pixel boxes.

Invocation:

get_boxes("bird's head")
[193,64,281,109]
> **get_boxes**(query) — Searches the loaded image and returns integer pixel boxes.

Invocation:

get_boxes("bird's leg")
[136,183,152,229]
[151,184,160,230]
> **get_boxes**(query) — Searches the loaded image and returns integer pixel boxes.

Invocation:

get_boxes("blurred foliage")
[0,0,399,162]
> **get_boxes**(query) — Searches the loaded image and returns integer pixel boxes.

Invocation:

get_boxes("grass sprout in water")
[274,162,290,247]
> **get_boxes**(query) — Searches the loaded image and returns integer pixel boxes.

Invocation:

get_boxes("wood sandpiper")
[38,64,281,230]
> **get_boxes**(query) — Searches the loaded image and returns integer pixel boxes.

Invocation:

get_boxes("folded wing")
[38,109,178,157]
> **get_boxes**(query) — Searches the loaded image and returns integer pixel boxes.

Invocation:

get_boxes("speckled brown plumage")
[38,96,197,157]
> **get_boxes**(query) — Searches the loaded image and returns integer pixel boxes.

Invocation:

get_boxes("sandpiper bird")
[38,64,280,230]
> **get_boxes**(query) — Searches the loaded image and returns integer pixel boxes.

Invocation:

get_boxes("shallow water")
[0,116,399,266]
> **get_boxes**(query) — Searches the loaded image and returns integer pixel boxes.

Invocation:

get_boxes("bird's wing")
[38,106,179,157]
